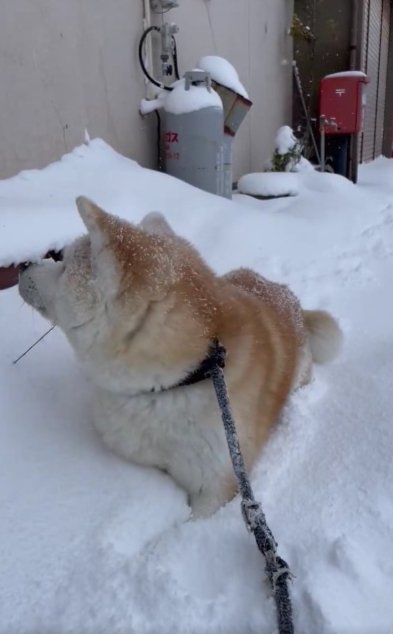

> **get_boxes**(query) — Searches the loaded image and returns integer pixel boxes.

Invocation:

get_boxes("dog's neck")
[163,339,226,392]
[136,339,226,397]
[88,340,226,399]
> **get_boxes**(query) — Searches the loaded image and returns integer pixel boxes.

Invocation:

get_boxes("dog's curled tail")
[303,310,343,364]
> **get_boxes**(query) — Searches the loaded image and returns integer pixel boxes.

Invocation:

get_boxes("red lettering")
[164,131,179,143]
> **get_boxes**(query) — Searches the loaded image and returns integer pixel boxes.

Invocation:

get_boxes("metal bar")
[320,117,326,172]
[292,62,321,165]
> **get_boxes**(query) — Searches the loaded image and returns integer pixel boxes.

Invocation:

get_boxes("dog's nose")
[19,261,32,272]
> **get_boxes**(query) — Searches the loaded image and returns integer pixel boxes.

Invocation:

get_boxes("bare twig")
[13,326,55,365]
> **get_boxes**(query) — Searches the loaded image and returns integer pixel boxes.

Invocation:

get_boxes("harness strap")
[208,342,294,634]
[177,339,225,388]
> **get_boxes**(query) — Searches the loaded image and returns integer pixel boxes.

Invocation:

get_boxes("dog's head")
[19,197,221,392]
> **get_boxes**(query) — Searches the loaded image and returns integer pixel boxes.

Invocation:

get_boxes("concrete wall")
[0,0,293,181]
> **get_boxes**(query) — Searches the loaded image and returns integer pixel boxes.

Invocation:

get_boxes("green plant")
[289,12,316,43]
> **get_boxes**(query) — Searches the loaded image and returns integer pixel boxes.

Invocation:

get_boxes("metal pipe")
[142,0,155,98]
[349,0,362,178]
[292,61,321,164]
[319,116,326,172]
[349,0,360,70]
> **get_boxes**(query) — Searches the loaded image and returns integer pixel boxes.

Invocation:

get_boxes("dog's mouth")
[18,249,64,318]
[18,269,48,315]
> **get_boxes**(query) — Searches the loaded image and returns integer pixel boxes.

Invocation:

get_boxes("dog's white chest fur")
[91,382,231,516]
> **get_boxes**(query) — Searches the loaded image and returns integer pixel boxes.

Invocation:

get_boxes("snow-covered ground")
[1,140,392,634]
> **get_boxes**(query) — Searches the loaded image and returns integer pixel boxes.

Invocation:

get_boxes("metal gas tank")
[162,106,232,198]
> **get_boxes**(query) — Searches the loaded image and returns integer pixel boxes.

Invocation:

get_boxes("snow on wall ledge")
[0,138,365,268]
[0,138,224,267]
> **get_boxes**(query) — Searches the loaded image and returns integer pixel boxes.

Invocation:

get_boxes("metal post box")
[320,72,369,135]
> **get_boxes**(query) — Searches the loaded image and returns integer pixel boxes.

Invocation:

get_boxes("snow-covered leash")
[208,341,294,634]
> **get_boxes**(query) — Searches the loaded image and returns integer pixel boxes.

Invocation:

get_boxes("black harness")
[176,339,226,388]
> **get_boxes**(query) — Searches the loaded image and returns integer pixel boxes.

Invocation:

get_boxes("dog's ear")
[140,211,175,237]
[76,196,110,245]
[75,196,120,292]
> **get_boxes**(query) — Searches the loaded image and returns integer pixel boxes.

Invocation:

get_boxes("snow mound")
[298,170,356,193]
[293,156,316,172]
[238,172,299,197]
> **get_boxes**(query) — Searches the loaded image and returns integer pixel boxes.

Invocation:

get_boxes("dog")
[19,197,342,517]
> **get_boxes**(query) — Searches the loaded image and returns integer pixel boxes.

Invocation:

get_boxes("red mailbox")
[320,71,369,135]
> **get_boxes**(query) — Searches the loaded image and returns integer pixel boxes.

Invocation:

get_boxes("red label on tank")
[164,132,179,143]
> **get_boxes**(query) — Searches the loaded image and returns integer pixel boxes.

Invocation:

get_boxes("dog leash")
[208,341,295,634]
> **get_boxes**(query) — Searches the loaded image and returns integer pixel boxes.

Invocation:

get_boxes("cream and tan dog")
[19,197,342,517]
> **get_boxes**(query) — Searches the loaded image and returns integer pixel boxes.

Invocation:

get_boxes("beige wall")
[0,0,293,181]
[174,0,294,178]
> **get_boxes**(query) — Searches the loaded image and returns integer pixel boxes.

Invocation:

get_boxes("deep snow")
[1,140,393,634]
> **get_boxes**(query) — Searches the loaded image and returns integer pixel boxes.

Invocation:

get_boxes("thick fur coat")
[19,198,342,517]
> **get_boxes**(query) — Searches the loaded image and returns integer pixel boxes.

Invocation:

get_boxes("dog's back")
[217,269,310,475]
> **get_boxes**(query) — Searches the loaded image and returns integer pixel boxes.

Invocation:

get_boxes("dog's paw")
[189,490,225,520]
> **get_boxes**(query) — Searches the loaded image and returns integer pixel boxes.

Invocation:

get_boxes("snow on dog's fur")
[19,197,342,517]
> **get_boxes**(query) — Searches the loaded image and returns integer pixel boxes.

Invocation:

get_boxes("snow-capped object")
[164,77,222,115]
[197,55,249,99]
[140,90,167,115]
[140,56,248,115]
[275,125,299,155]
[324,70,367,79]
[238,172,299,198]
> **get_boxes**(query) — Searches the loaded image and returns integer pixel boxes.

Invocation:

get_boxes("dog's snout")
[19,261,32,272]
